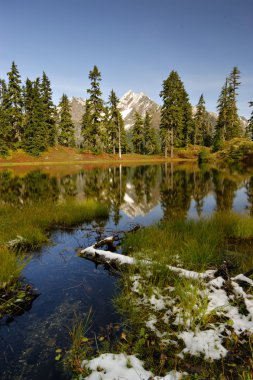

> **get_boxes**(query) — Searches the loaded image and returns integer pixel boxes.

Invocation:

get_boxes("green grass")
[63,212,253,378]
[0,198,109,250]
[123,212,253,273]
[111,213,253,378]
[0,198,109,316]
[0,246,25,286]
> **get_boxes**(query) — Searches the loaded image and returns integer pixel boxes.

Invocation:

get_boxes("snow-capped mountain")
[69,97,86,125]
[68,90,161,130]
[69,92,248,136]
[118,90,161,130]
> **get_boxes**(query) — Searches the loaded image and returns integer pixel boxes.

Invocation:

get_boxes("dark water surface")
[1,163,253,379]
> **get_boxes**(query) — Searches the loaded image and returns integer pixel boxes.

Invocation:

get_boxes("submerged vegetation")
[73,213,253,379]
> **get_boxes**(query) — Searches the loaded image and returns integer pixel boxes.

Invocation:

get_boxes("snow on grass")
[128,266,253,361]
[80,239,253,372]
[82,353,183,380]
[179,328,227,360]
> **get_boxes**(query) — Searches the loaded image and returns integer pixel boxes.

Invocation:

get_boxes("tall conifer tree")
[143,112,159,154]
[160,70,192,157]
[226,67,242,139]
[247,100,253,140]
[213,67,242,150]
[194,94,211,146]
[0,79,11,155]
[81,100,94,150]
[132,112,144,154]
[58,94,75,147]
[23,78,47,155]
[83,65,104,150]
[6,62,23,147]
[108,90,125,157]
[41,72,56,146]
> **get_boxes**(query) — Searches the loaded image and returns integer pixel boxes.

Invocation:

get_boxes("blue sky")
[1,0,253,116]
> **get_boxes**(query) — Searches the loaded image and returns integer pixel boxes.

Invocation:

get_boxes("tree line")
[160,67,253,157]
[0,62,252,157]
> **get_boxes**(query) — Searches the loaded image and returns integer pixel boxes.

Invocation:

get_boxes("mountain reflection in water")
[0,163,253,380]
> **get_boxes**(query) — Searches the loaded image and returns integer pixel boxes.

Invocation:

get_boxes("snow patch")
[179,329,227,360]
[82,353,183,380]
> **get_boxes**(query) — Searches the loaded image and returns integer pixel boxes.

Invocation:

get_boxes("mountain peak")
[118,91,161,130]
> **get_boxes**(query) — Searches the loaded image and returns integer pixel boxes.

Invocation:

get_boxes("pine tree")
[41,72,56,146]
[247,101,253,140]
[194,94,212,146]
[160,70,192,158]
[108,90,125,157]
[0,79,11,155]
[132,112,144,154]
[81,100,94,150]
[5,62,23,147]
[214,67,242,149]
[23,78,47,155]
[84,65,104,150]
[58,94,75,147]
[143,112,159,154]
[226,67,242,139]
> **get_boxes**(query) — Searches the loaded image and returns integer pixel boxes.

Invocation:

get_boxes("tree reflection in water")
[0,164,252,223]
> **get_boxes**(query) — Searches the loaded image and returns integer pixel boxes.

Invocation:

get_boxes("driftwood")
[79,225,141,267]
[79,244,134,266]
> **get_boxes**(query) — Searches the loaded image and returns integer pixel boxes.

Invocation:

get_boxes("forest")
[1,63,253,158]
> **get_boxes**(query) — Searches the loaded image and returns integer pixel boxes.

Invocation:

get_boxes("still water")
[0,163,253,379]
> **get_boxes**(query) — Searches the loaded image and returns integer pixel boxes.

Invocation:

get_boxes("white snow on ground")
[233,273,253,286]
[129,268,253,361]
[149,293,166,310]
[179,329,227,360]
[82,353,183,380]
[80,239,253,373]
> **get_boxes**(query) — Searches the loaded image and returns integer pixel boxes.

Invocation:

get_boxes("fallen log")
[79,245,134,266]
[79,236,216,279]
[79,233,253,285]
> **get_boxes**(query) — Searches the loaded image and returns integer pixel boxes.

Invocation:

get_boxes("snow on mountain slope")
[69,92,248,134]
[118,90,161,130]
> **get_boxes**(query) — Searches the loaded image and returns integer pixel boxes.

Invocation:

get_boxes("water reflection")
[1,164,253,220]
[1,163,253,380]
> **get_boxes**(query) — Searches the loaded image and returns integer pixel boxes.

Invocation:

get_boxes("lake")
[0,162,253,379]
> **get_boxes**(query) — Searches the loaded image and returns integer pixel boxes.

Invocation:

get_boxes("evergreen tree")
[81,100,94,150]
[58,94,75,147]
[194,94,212,146]
[5,62,23,147]
[160,70,192,157]
[23,78,47,155]
[0,79,11,155]
[247,100,253,140]
[108,89,126,157]
[143,112,159,154]
[213,67,242,149]
[41,72,56,146]
[132,112,144,154]
[226,67,242,139]
[83,65,104,150]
